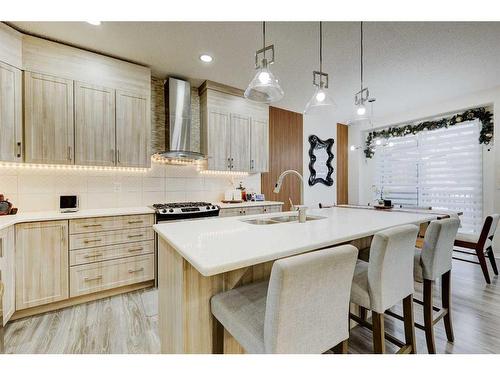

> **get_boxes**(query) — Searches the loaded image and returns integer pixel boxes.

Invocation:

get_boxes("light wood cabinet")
[229,114,251,171]
[0,62,22,162]
[24,72,74,165]
[15,221,69,310]
[116,90,150,168]
[0,226,15,323]
[74,82,116,166]
[250,118,269,172]
[200,81,269,173]
[219,204,282,217]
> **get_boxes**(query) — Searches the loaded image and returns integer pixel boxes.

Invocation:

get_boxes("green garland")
[364,107,494,158]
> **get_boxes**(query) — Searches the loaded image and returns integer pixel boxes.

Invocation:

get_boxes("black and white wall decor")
[308,135,334,186]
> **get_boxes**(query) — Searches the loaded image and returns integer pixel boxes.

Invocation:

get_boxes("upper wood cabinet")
[24,72,75,165]
[250,118,269,173]
[15,220,69,310]
[0,62,22,162]
[74,82,116,166]
[200,81,269,173]
[0,226,15,323]
[207,108,231,171]
[116,90,151,168]
[229,114,251,171]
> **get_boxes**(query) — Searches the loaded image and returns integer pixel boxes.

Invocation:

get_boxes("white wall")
[0,164,261,212]
[302,112,337,208]
[348,85,500,252]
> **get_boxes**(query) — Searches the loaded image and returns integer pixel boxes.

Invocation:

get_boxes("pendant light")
[304,22,336,115]
[244,22,284,103]
[354,22,373,120]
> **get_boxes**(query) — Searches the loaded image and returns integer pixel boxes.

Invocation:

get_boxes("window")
[374,120,483,233]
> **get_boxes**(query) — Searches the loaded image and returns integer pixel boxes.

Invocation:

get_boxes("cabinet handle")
[16,142,22,158]
[128,234,144,238]
[128,247,144,253]
[117,150,121,164]
[0,237,3,258]
[128,267,144,274]
[67,146,72,161]
[227,158,231,169]
[84,275,103,282]
[83,224,102,228]
[84,239,102,244]
[83,253,103,259]
[128,220,144,224]
[111,149,115,164]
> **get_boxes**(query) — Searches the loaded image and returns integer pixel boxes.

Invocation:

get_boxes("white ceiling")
[9,21,500,122]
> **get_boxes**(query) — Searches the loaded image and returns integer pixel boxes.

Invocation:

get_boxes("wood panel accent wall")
[336,123,349,205]
[261,107,303,211]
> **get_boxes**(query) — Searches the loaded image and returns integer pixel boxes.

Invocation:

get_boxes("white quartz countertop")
[217,201,284,209]
[0,206,155,231]
[154,206,439,277]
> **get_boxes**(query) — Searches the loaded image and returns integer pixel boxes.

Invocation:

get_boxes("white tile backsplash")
[1,164,262,212]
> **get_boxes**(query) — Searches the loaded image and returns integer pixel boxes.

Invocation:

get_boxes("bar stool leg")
[333,339,349,354]
[486,246,499,276]
[475,245,491,284]
[359,306,367,322]
[441,270,454,342]
[423,279,436,354]
[402,294,417,354]
[372,312,385,354]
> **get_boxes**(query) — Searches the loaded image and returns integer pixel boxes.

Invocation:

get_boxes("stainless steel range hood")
[153,77,205,162]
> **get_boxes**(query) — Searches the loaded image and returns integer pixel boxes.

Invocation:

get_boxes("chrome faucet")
[273,170,306,221]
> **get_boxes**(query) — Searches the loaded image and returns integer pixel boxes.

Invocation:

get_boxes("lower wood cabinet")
[15,221,69,310]
[219,204,282,217]
[0,226,15,322]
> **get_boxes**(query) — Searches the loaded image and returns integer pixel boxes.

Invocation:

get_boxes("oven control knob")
[206,206,211,210]
[169,209,174,213]
[161,209,167,214]
[211,206,216,209]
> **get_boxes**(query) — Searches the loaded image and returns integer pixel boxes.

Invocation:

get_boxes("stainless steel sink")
[241,218,280,225]
[241,215,326,225]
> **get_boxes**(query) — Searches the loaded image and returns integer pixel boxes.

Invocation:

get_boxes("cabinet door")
[24,72,74,164]
[250,118,269,172]
[15,221,69,310]
[0,226,15,322]
[229,113,251,172]
[74,82,116,166]
[116,90,150,168]
[207,108,231,171]
[0,62,22,162]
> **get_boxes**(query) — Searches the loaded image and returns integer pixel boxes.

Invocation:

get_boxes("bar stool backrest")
[487,214,500,240]
[421,218,460,281]
[368,224,419,313]
[264,245,358,354]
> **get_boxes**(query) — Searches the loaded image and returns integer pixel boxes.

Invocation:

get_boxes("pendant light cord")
[263,21,266,60]
[319,21,323,74]
[360,21,364,92]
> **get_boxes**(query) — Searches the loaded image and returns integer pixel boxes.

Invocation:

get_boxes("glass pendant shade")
[354,102,369,120]
[244,64,284,103]
[304,85,336,115]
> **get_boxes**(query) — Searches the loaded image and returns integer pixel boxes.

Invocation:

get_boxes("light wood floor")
[3,259,500,354]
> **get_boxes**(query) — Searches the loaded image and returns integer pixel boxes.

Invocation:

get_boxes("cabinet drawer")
[263,205,282,214]
[70,227,154,250]
[69,254,154,297]
[70,240,154,266]
[69,214,154,234]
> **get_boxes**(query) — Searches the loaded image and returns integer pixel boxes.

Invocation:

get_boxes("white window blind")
[374,120,483,233]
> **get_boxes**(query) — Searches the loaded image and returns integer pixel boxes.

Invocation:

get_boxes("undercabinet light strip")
[0,163,150,173]
[199,170,249,177]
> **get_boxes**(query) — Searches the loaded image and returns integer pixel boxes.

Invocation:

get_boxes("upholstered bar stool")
[349,224,419,354]
[210,245,359,354]
[411,218,460,353]
[453,214,500,284]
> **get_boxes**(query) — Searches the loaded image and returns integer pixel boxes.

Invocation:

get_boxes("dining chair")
[349,224,419,354]
[385,218,460,353]
[453,214,500,284]
[211,245,358,354]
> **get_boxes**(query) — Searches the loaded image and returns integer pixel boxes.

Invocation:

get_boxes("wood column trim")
[336,123,349,205]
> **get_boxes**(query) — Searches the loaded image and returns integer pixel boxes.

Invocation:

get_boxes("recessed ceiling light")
[199,54,213,63]
[87,21,101,26]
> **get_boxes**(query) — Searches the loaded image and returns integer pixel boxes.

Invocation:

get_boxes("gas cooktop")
[153,202,220,221]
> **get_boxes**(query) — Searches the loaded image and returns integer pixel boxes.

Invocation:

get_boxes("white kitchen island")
[153,206,441,354]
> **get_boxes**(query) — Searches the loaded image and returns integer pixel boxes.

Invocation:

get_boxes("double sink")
[241,215,326,225]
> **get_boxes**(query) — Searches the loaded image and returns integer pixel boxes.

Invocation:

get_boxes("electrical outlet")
[113,182,122,193]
